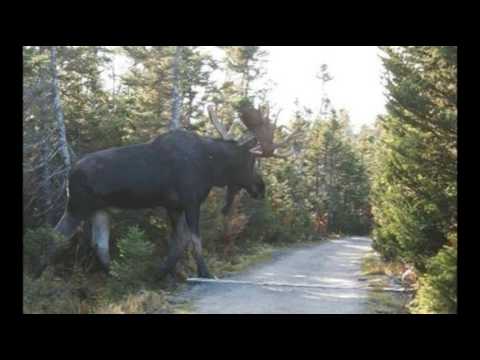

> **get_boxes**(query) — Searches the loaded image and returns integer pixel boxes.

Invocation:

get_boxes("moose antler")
[207,105,234,140]
[237,101,304,158]
[207,102,303,159]
[208,104,255,145]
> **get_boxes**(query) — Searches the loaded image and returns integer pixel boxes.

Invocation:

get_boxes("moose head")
[207,101,304,213]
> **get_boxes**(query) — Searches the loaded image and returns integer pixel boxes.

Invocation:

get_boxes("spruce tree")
[371,46,457,312]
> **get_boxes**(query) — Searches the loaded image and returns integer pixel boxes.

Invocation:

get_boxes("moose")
[50,102,302,279]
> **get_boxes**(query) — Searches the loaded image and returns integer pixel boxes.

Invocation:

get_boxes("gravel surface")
[174,237,409,314]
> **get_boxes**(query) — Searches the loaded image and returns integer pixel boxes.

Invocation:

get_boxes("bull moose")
[51,102,302,278]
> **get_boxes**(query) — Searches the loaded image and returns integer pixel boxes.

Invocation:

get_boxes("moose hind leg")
[54,210,83,241]
[91,210,110,271]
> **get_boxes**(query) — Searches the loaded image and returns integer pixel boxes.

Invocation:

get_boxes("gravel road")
[173,237,409,314]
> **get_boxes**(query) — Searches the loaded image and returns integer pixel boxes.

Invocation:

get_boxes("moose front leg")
[222,185,240,215]
[191,234,212,278]
[158,211,191,278]
[91,210,110,272]
[185,205,212,278]
[222,185,240,257]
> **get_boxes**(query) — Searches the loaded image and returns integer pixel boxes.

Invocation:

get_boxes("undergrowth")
[23,222,324,314]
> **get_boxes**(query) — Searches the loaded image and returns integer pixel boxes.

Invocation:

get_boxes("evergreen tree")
[222,46,268,100]
[121,46,217,141]
[371,46,457,313]
[305,112,371,234]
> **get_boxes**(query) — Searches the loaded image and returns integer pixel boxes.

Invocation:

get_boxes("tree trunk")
[112,57,116,109]
[242,59,250,98]
[170,46,183,130]
[50,46,71,173]
[38,87,55,225]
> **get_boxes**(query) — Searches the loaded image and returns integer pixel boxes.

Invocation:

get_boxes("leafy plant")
[24,226,64,275]
[409,244,457,314]
[110,226,155,286]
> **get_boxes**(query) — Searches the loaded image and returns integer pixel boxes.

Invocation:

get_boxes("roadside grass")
[361,251,414,314]
[366,290,411,314]
[361,251,406,277]
[24,267,175,314]
[207,243,276,276]
[24,268,97,314]
[94,289,172,314]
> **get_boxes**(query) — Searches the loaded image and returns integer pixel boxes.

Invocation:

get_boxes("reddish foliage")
[314,213,328,236]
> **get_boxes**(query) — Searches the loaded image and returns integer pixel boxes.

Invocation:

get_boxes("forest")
[23,46,457,314]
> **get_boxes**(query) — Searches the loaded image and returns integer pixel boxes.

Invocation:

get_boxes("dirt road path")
[174,237,409,314]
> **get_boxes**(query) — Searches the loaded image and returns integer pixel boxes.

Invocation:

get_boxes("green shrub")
[372,227,400,262]
[110,226,155,287]
[24,226,64,275]
[409,244,457,314]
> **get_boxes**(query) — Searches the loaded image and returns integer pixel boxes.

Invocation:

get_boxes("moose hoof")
[96,249,110,272]
[99,263,110,275]
[157,265,173,280]
[198,270,213,279]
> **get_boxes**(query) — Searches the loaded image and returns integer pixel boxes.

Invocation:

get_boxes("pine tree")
[121,46,217,140]
[305,112,371,234]
[222,46,268,101]
[371,46,457,313]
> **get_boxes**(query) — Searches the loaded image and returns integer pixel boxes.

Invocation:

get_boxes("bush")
[24,226,64,275]
[372,227,400,262]
[250,173,314,244]
[23,267,93,314]
[409,244,457,314]
[110,226,155,287]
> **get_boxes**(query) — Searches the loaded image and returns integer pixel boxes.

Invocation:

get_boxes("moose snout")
[250,188,265,200]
